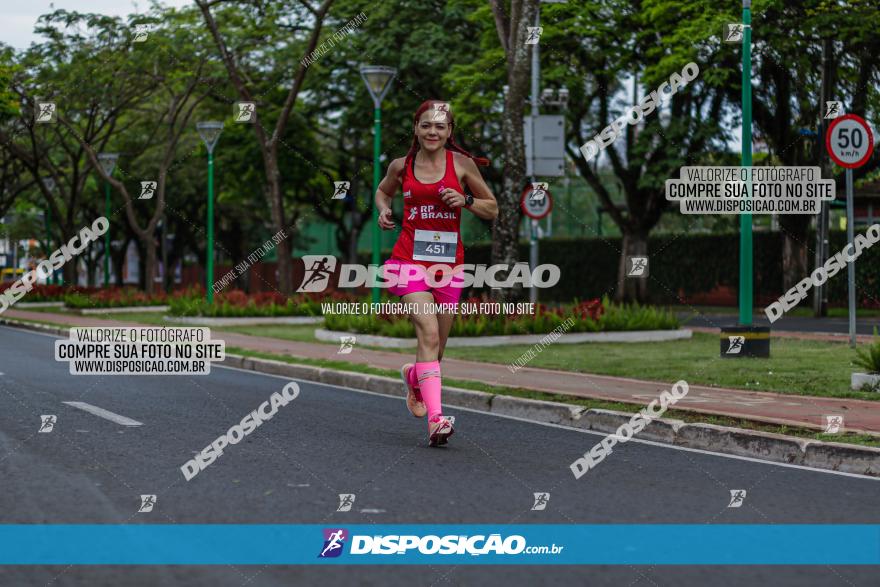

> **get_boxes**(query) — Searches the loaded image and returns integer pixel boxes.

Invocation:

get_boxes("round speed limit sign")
[520,182,553,220]
[826,114,875,169]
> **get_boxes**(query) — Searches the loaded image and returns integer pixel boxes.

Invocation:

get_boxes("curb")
[2,317,878,477]
[17,301,64,308]
[75,305,170,315]
[163,315,323,326]
[0,319,70,337]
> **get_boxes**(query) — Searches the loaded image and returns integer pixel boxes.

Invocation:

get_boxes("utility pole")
[813,37,833,317]
[528,7,540,305]
[738,0,753,326]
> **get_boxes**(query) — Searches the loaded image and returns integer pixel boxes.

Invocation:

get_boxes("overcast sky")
[1,0,191,49]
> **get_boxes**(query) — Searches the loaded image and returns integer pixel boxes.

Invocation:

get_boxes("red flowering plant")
[0,284,97,302]
[250,291,288,306]
[216,289,249,307]
[64,287,170,309]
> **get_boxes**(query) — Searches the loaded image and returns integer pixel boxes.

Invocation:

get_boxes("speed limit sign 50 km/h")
[826,113,875,169]
[520,183,553,220]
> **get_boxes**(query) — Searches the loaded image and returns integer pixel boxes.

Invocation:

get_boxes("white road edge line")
[4,327,877,481]
[62,401,143,427]
[215,362,880,482]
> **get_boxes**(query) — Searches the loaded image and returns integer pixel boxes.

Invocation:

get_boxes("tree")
[556,0,728,301]
[1,10,154,285]
[292,0,493,266]
[489,0,540,301]
[732,0,880,292]
[70,7,225,294]
[196,0,334,294]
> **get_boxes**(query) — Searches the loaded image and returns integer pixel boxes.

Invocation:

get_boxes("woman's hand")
[377,207,396,230]
[439,187,466,208]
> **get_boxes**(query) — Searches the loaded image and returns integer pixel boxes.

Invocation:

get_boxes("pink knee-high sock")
[407,363,419,389]
[415,360,442,421]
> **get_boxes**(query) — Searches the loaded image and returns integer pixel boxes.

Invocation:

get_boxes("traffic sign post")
[826,114,875,347]
[521,183,553,304]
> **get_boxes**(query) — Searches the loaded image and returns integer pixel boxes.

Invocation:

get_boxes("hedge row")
[366,230,878,306]
[324,297,680,337]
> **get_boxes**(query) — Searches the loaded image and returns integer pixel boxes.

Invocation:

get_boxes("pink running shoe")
[428,416,455,447]
[401,363,426,418]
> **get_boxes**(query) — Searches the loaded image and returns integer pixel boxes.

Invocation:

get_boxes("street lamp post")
[97,153,119,287]
[722,0,769,358]
[739,0,753,326]
[196,121,224,304]
[359,65,397,304]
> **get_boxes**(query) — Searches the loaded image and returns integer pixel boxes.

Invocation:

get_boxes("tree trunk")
[616,230,648,303]
[779,215,810,290]
[86,254,96,287]
[113,238,129,287]
[490,0,537,302]
[490,162,523,302]
[60,230,78,285]
[346,205,361,265]
[347,226,359,265]
[143,239,158,296]
[263,153,292,294]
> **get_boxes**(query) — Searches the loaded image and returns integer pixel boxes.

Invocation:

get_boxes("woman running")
[375,100,498,446]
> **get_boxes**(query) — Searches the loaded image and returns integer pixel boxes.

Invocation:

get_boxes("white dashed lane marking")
[62,401,143,426]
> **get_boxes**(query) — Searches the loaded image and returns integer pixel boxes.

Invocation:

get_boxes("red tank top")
[391,149,465,267]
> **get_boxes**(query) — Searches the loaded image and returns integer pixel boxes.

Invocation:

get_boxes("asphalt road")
[1,325,878,586]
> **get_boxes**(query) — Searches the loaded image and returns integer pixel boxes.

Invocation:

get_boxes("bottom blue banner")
[0,525,878,565]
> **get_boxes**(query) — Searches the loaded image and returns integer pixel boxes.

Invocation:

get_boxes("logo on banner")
[298,256,337,292]
[319,528,348,558]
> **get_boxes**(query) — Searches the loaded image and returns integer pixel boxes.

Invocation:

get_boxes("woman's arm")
[440,155,498,220]
[375,158,404,230]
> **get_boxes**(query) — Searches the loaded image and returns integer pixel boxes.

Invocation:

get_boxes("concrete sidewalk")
[5,309,880,435]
